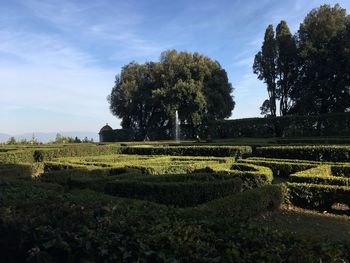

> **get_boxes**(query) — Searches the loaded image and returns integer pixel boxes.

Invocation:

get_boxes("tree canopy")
[108,50,235,137]
[254,4,350,116]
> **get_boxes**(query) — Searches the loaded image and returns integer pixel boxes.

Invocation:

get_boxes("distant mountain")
[0,132,99,143]
[0,133,11,143]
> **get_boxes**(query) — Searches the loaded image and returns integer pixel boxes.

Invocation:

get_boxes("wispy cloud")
[1,0,350,134]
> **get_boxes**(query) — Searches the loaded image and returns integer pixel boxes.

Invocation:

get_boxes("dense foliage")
[255,4,350,116]
[255,145,350,162]
[108,50,235,138]
[120,145,252,157]
[2,143,350,261]
[206,112,350,138]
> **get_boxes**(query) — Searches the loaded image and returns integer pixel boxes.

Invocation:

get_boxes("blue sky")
[1,0,349,135]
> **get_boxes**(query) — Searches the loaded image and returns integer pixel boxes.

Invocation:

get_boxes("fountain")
[175,110,180,143]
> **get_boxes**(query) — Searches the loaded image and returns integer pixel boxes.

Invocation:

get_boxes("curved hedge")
[289,166,350,186]
[288,183,350,211]
[105,174,243,207]
[197,184,286,219]
[239,158,316,177]
[286,164,350,212]
[104,163,273,206]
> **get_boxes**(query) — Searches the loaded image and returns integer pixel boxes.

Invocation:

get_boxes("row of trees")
[254,4,350,117]
[5,134,94,145]
[108,50,235,137]
[53,133,93,144]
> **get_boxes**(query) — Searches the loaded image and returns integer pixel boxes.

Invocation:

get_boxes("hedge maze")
[1,143,350,261]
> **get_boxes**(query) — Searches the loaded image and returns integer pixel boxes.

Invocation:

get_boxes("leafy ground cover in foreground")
[1,144,350,262]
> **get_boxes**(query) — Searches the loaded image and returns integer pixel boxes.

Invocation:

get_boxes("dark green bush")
[205,112,350,138]
[104,162,272,206]
[0,164,33,177]
[239,158,316,177]
[255,145,350,162]
[105,175,243,207]
[287,182,350,211]
[197,184,286,219]
[0,144,122,164]
[120,145,252,157]
[289,165,350,186]
[33,150,44,162]
[1,184,348,262]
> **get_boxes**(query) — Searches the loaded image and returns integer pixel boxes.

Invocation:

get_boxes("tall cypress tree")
[275,21,298,116]
[253,25,277,117]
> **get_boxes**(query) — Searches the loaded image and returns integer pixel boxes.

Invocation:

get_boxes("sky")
[1,0,350,135]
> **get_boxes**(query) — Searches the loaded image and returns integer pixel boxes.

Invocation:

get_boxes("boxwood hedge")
[255,145,350,162]
[120,145,252,157]
[287,182,350,211]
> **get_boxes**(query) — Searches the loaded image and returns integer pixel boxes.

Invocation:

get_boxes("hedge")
[197,184,286,219]
[2,184,348,262]
[204,112,350,138]
[0,144,121,164]
[104,163,272,206]
[239,158,316,177]
[0,163,33,177]
[287,182,350,211]
[332,165,350,177]
[255,145,350,162]
[105,175,243,207]
[0,163,44,178]
[120,145,252,157]
[289,166,350,186]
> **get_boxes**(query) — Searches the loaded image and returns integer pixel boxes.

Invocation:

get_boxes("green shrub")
[0,144,122,164]
[255,145,350,162]
[239,158,316,177]
[33,150,44,162]
[289,165,350,186]
[120,145,252,157]
[105,175,243,207]
[196,184,286,219]
[104,163,272,206]
[0,164,33,177]
[205,112,350,138]
[1,184,348,262]
[331,165,350,177]
[287,182,350,211]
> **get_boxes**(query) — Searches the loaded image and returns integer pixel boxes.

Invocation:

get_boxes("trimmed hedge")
[104,163,272,206]
[1,183,348,262]
[0,144,121,164]
[239,158,316,177]
[255,145,350,162]
[0,163,44,178]
[332,165,350,177]
[120,145,252,157]
[289,166,350,186]
[197,184,286,219]
[287,182,350,211]
[205,112,350,138]
[105,174,243,207]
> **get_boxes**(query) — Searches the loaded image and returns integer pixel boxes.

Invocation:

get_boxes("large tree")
[291,4,349,114]
[255,4,350,116]
[326,19,350,112]
[275,21,298,116]
[108,50,235,137]
[253,25,277,116]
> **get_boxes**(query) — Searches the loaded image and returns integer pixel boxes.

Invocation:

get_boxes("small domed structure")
[99,123,114,142]
[99,123,113,133]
